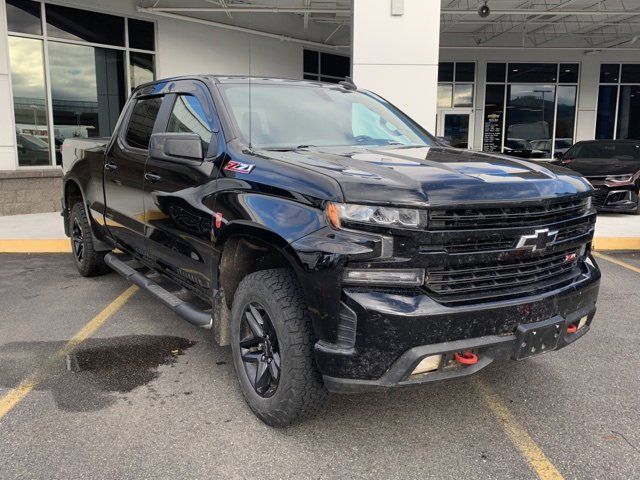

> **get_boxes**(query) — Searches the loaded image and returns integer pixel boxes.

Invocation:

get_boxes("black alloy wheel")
[71,216,84,263]
[239,302,281,398]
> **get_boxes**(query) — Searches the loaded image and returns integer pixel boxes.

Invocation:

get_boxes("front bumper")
[315,258,600,393]
[592,186,638,212]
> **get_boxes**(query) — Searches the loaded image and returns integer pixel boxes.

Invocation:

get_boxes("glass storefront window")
[437,84,452,108]
[596,85,618,140]
[8,36,51,166]
[453,84,473,107]
[45,3,125,46]
[302,49,350,83]
[555,86,577,154]
[616,86,640,140]
[6,0,42,35]
[7,3,155,167]
[130,52,156,90]
[48,42,125,157]
[506,85,556,158]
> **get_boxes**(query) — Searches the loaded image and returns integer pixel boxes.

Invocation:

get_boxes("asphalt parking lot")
[1,252,639,480]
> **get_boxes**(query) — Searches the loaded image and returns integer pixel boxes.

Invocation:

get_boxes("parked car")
[503,138,546,159]
[554,140,640,214]
[62,76,600,426]
[16,133,50,166]
[530,138,573,157]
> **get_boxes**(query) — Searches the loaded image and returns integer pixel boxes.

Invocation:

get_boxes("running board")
[105,253,212,329]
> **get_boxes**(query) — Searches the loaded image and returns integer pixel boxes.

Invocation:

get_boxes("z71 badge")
[224,161,255,174]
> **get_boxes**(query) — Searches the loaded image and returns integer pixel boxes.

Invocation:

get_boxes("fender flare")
[62,178,112,251]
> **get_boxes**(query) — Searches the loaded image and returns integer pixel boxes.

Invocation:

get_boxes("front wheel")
[230,268,327,427]
[68,202,110,277]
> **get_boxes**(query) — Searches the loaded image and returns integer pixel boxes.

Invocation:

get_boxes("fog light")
[342,268,425,286]
[411,355,442,375]
[578,315,588,330]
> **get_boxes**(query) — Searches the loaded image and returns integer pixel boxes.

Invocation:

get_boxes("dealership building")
[1,0,639,215]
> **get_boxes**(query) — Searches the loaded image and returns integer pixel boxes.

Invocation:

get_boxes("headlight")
[342,268,425,286]
[605,174,633,184]
[327,202,423,229]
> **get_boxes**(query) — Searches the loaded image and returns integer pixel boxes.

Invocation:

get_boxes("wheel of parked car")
[230,268,327,427]
[68,203,110,277]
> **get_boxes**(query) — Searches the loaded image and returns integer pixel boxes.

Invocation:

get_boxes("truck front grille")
[421,195,595,304]
[429,197,589,230]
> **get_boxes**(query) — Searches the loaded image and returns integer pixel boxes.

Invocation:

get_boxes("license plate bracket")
[514,317,563,360]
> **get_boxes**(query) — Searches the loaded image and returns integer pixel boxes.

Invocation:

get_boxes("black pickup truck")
[61,76,600,427]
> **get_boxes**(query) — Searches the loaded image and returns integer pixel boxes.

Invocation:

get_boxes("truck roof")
[135,74,349,91]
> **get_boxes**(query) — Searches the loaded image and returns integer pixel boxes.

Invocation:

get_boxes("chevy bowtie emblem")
[516,228,558,251]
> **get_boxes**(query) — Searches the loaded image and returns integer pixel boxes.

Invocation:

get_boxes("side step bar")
[105,253,212,329]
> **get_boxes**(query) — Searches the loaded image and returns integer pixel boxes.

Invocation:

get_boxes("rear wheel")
[69,202,110,277]
[230,268,327,427]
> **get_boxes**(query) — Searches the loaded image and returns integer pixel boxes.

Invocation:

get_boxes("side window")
[166,94,213,153]
[125,97,163,149]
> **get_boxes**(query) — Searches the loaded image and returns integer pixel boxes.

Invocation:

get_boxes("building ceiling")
[441,0,640,50]
[138,0,640,52]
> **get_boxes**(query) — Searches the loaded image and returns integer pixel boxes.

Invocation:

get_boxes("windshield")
[571,142,640,160]
[218,83,435,149]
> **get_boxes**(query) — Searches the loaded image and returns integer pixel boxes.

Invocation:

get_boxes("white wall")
[440,48,640,151]
[0,0,17,170]
[352,0,441,133]
[155,17,303,79]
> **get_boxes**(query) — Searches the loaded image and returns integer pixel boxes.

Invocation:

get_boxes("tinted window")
[621,64,640,84]
[128,19,155,51]
[600,64,620,83]
[6,0,41,35]
[596,85,618,139]
[486,63,506,83]
[559,64,579,83]
[46,4,124,46]
[455,63,475,82]
[320,53,350,78]
[438,62,454,82]
[125,97,162,149]
[166,95,213,153]
[303,50,319,74]
[616,85,640,140]
[508,63,557,83]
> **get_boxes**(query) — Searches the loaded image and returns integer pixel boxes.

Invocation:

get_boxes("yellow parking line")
[593,251,640,274]
[0,239,71,253]
[0,285,138,420]
[475,379,564,480]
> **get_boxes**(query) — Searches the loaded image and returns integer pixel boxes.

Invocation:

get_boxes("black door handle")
[104,162,118,171]
[144,172,162,183]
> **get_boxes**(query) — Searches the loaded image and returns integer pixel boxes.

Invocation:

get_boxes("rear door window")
[125,97,163,149]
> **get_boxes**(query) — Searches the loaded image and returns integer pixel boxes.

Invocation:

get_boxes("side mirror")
[553,151,564,160]
[149,133,203,163]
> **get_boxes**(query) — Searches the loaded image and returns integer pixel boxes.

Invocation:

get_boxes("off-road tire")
[69,202,110,277]
[230,268,327,427]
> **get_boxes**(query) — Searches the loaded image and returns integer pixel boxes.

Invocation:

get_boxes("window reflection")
[506,85,556,158]
[8,36,51,166]
[130,52,155,91]
[167,95,213,153]
[453,84,473,107]
[437,84,452,108]
[49,42,125,160]
[554,85,577,155]
[6,0,42,35]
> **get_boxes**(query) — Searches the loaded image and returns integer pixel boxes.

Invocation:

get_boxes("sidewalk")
[1,211,639,252]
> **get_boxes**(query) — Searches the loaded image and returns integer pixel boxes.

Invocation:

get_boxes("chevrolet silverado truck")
[61,76,601,427]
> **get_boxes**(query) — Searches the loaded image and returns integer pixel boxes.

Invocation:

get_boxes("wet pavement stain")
[0,335,195,412]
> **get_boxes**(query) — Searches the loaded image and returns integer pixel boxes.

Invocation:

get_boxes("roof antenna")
[339,76,357,90]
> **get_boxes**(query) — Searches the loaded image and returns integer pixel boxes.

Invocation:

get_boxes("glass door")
[437,110,473,149]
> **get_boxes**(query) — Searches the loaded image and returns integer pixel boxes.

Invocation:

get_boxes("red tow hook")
[454,351,478,366]
[567,324,578,334]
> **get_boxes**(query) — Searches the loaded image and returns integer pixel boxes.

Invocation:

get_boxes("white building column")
[352,0,441,133]
[0,0,17,171]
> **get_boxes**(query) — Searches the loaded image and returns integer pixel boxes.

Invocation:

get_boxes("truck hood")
[257,146,591,206]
